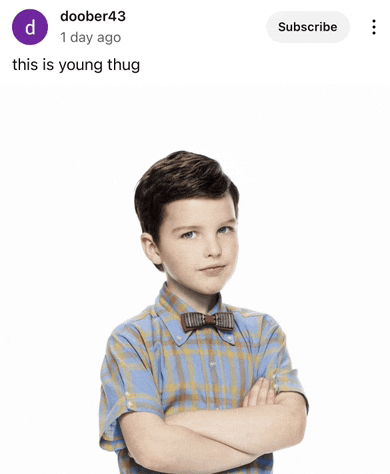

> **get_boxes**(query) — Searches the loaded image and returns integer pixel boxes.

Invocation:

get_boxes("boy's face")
[149,194,238,303]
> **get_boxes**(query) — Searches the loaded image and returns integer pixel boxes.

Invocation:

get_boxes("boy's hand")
[242,378,276,407]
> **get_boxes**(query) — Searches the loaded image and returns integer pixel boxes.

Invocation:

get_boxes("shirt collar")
[154,283,235,346]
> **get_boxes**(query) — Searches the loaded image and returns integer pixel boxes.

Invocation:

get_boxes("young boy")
[99,151,308,474]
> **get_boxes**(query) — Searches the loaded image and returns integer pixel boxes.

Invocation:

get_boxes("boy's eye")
[218,226,232,234]
[182,231,196,239]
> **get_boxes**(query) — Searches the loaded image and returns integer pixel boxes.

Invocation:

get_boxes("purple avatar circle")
[12,9,48,45]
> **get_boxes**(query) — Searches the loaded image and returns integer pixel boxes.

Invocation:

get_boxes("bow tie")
[181,312,234,332]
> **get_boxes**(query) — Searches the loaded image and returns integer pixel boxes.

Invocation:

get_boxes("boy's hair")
[135,151,239,271]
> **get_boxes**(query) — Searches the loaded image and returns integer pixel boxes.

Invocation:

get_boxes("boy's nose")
[203,237,222,258]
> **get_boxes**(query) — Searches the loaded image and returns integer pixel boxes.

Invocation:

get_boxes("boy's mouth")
[200,264,225,270]
[200,264,226,273]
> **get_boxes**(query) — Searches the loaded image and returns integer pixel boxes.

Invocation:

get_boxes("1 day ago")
[60,32,121,45]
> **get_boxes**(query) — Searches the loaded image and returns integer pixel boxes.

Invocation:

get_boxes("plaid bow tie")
[181,312,234,332]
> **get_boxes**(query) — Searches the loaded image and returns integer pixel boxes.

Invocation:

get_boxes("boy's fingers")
[243,378,275,407]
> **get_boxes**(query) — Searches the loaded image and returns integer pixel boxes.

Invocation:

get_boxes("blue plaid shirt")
[100,284,307,473]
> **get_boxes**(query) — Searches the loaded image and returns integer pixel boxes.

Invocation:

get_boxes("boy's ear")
[141,233,163,266]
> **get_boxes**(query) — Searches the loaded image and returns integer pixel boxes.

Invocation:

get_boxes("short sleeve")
[99,324,164,451]
[258,315,309,413]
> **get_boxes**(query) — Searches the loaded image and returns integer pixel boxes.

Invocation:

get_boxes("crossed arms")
[119,378,307,474]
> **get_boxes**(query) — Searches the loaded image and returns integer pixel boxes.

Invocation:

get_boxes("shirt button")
[216,407,220,410]
[127,401,133,409]
[227,335,233,341]
[125,391,130,397]
[177,336,183,341]
[209,361,216,368]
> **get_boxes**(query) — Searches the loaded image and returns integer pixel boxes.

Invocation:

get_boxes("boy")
[99,151,308,474]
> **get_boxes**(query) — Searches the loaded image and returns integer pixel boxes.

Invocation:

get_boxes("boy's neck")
[166,279,218,314]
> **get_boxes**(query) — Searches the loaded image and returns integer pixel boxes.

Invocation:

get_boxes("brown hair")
[134,151,239,271]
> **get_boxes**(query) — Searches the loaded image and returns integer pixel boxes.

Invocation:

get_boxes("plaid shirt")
[99,284,307,473]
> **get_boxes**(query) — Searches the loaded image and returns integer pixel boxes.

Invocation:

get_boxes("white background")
[1,2,389,474]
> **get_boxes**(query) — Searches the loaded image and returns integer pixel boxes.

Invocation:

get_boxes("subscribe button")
[267,11,349,43]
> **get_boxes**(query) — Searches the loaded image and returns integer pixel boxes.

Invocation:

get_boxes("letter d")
[26,19,36,35]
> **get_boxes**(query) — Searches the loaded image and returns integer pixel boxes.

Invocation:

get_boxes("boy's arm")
[165,378,307,456]
[119,411,258,474]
